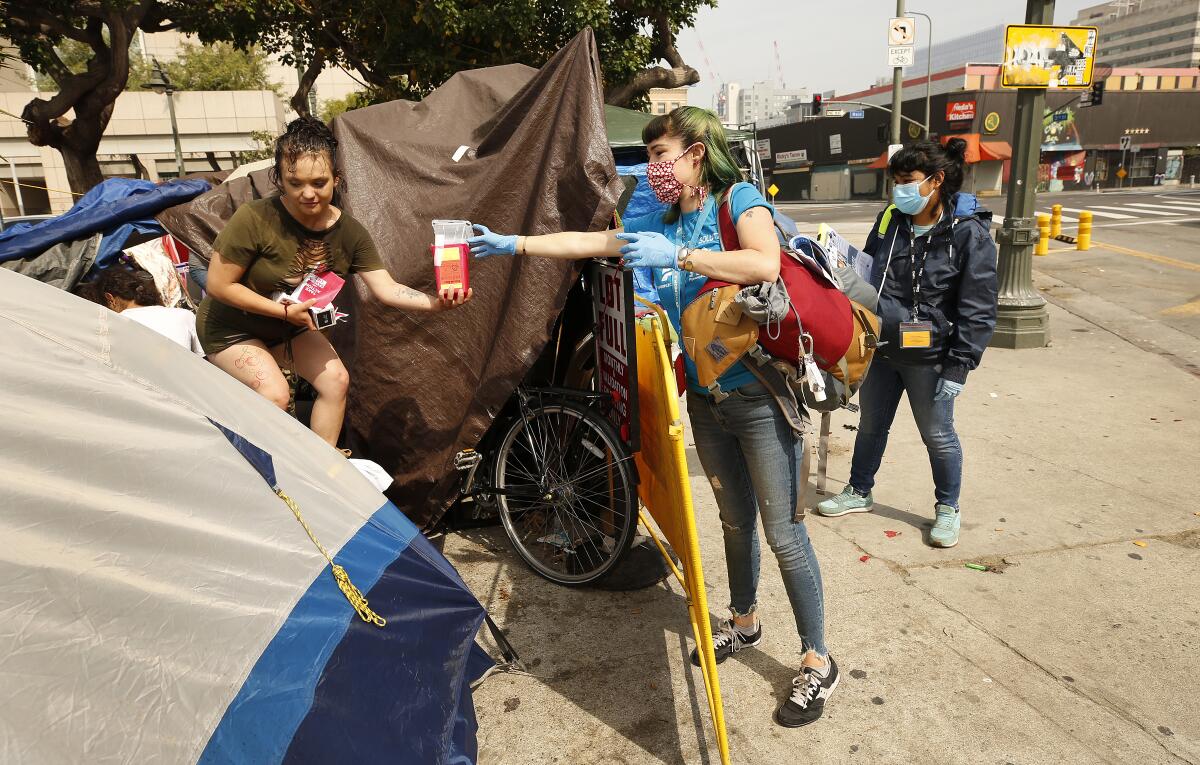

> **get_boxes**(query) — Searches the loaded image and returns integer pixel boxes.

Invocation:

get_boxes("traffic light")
[1089,80,1104,107]
[813,93,822,115]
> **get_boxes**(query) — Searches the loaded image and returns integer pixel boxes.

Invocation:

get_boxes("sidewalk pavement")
[449,300,1200,765]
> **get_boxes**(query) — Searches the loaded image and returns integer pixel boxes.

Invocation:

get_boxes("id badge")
[899,321,934,349]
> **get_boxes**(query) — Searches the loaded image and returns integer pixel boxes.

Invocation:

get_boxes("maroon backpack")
[696,198,855,373]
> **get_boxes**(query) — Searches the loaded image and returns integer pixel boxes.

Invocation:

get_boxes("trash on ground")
[964,563,989,572]
[1132,540,1148,547]
[884,530,901,538]
[859,555,870,563]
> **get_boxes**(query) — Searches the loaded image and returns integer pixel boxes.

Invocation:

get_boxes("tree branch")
[603,8,698,106]
[290,50,326,116]
[605,64,699,107]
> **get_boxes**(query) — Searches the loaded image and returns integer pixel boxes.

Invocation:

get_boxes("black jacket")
[863,192,999,383]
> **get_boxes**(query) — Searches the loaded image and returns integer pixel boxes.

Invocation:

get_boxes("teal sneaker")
[929,504,961,548]
[816,486,873,517]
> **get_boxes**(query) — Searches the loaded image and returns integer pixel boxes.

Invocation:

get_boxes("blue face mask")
[892,179,932,216]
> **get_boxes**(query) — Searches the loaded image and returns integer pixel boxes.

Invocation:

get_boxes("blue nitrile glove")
[468,224,518,257]
[616,231,678,269]
[933,378,964,401]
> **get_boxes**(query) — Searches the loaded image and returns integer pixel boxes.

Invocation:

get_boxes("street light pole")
[143,59,185,178]
[992,0,1053,349]
[911,11,933,136]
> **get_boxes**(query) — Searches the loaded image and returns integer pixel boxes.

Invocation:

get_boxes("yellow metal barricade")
[633,298,730,765]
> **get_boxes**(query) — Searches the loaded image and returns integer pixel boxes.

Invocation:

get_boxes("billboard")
[1001,25,1098,89]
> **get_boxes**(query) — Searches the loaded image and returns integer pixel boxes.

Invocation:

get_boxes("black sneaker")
[690,619,762,667]
[774,655,840,728]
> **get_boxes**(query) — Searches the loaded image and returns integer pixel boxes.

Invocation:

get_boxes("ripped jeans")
[687,381,828,657]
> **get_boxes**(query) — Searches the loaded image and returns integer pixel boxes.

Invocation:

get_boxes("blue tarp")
[0,177,210,266]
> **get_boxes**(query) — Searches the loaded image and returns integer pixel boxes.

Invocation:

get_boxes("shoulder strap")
[877,204,898,237]
[717,188,740,252]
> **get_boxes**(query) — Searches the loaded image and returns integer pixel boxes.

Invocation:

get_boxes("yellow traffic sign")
[767,183,779,199]
[1116,167,1127,179]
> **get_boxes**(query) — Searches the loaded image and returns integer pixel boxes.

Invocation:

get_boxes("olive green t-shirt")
[196,197,385,354]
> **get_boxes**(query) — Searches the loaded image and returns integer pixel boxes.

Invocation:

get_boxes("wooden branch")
[605,64,699,107]
[290,51,326,116]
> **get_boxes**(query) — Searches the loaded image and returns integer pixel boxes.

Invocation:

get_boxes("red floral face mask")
[646,143,706,206]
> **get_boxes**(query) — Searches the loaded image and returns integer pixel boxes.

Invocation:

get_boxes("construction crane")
[696,39,724,113]
[773,41,785,89]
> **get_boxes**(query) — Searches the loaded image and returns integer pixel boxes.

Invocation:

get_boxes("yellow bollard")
[1077,211,1092,251]
[1050,204,1063,238]
[1035,213,1050,256]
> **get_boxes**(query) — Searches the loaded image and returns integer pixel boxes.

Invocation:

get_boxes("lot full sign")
[946,100,976,123]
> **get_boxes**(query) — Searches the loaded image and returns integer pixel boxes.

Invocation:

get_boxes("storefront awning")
[864,134,1013,170]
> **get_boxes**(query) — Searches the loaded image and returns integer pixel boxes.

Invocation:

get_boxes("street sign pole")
[890,0,906,150]
[993,0,1054,349]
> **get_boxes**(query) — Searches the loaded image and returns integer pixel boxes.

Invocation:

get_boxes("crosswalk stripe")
[1090,204,1179,217]
[1141,201,1200,212]
[1111,203,1186,216]
[1059,206,1134,219]
[1037,210,1078,223]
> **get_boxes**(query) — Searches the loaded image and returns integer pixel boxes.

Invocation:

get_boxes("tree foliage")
[318,91,369,124]
[1,0,213,192]
[166,42,278,93]
[33,38,275,94]
[188,0,713,112]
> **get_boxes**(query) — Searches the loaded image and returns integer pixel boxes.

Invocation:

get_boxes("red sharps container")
[431,219,471,296]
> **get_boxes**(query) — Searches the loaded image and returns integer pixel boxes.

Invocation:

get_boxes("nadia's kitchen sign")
[946,100,976,123]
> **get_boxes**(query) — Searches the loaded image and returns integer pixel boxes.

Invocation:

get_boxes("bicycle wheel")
[493,400,637,586]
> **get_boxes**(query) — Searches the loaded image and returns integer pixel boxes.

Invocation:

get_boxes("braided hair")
[270,116,340,190]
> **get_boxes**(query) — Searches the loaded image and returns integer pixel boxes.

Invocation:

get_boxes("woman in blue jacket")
[817,138,998,548]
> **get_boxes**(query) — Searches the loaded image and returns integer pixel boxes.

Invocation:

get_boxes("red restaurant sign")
[946,100,977,122]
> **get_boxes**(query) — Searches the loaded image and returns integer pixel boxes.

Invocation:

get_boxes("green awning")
[604,105,754,149]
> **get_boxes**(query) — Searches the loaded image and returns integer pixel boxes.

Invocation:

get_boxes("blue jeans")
[687,382,828,657]
[848,356,963,507]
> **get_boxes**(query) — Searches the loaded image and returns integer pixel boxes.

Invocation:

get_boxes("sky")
[676,0,1100,108]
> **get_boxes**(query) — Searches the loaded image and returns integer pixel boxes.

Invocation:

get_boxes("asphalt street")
[777,187,1200,373]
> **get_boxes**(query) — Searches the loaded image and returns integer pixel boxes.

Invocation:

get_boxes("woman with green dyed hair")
[468,105,839,728]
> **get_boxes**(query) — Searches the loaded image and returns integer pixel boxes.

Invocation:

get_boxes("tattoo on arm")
[395,285,425,301]
[742,208,757,219]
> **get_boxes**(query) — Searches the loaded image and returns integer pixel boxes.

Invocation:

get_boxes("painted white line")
[1059,206,1135,220]
[1105,204,1184,216]
[1135,202,1200,212]
[1037,210,1078,223]
[1092,216,1200,227]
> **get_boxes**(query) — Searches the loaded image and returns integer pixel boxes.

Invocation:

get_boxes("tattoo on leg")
[252,370,267,390]
[234,346,261,370]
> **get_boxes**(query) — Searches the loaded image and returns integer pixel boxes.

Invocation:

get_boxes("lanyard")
[669,195,715,314]
[909,230,929,321]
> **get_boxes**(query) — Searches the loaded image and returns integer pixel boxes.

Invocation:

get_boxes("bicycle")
[453,384,639,587]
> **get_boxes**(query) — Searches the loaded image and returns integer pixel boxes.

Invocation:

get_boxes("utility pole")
[992,0,1054,349]
[890,0,906,148]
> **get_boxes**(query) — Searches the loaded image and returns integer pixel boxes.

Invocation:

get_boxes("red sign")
[946,100,976,122]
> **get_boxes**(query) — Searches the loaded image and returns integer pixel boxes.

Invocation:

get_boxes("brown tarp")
[158,29,622,528]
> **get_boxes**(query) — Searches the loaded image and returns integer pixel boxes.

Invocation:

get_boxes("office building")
[647,87,689,115]
[1073,0,1200,68]
[912,23,1007,74]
